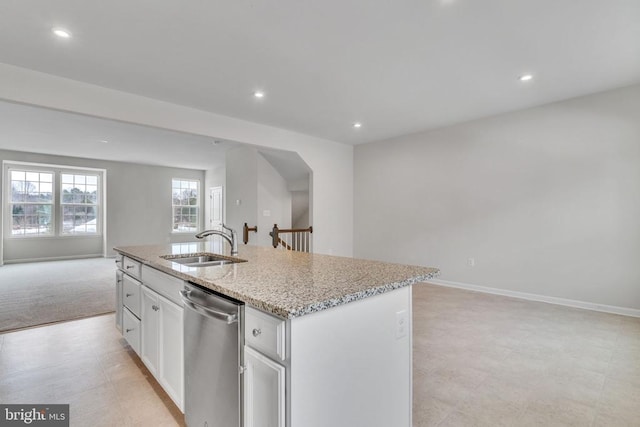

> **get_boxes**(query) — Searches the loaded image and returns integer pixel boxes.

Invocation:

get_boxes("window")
[61,173,99,234]
[9,170,54,236]
[172,179,199,232]
[5,163,102,238]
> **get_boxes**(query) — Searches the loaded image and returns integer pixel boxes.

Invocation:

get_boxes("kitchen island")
[114,242,439,427]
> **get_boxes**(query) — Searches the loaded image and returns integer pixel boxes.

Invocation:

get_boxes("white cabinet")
[244,346,286,427]
[159,294,184,408]
[141,286,160,376]
[245,307,286,361]
[122,274,142,318]
[116,257,185,413]
[122,256,142,279]
[141,285,184,411]
[122,307,141,355]
[117,258,142,355]
[244,307,287,427]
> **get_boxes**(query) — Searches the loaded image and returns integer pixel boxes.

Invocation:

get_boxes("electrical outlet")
[263,210,271,217]
[467,257,475,267]
[396,310,408,339]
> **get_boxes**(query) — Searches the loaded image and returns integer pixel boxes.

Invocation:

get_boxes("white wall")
[256,154,292,247]
[0,63,354,257]
[225,146,258,244]
[225,147,292,247]
[0,149,205,262]
[355,84,640,311]
[291,191,310,229]
[204,156,226,227]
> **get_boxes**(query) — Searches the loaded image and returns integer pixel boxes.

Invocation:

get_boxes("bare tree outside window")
[61,173,99,234]
[6,166,101,238]
[172,179,199,232]
[9,170,54,236]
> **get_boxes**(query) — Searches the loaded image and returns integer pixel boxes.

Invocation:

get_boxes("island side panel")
[289,286,412,427]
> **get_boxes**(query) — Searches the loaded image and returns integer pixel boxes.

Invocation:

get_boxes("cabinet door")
[141,286,159,376]
[158,293,184,412]
[244,346,286,427]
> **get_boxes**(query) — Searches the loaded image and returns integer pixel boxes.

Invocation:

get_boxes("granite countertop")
[114,242,439,319]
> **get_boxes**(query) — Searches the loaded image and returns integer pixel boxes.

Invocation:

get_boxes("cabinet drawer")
[245,307,286,361]
[122,256,141,279]
[123,307,141,356]
[141,265,184,306]
[115,254,124,271]
[123,274,142,318]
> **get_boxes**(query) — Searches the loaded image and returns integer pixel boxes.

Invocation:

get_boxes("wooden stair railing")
[243,223,258,244]
[269,224,313,252]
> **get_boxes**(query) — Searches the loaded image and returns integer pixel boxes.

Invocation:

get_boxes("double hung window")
[9,170,54,236]
[61,173,99,234]
[172,179,199,233]
[6,164,101,237]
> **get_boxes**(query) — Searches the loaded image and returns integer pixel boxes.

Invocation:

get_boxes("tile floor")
[1,283,639,426]
[413,284,640,427]
[0,315,184,427]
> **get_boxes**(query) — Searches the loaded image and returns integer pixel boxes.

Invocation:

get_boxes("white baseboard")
[2,253,105,265]
[428,279,640,318]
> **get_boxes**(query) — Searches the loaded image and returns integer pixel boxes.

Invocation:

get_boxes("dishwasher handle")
[180,290,239,324]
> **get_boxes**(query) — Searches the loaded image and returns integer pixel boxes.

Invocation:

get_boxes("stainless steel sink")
[161,253,246,267]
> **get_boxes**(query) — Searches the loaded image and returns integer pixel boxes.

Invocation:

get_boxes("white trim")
[102,169,108,257]
[4,160,106,172]
[2,160,108,262]
[3,253,104,264]
[428,279,640,318]
[171,177,200,233]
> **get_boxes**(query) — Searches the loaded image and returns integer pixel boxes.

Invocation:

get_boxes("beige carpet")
[0,257,115,333]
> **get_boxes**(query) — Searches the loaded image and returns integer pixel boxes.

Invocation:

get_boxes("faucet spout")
[195,225,238,256]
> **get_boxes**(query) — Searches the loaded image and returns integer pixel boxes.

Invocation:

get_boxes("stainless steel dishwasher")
[181,282,244,427]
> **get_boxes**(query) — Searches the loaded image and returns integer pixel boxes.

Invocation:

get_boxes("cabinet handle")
[126,265,135,269]
[117,279,122,283]
[152,305,159,311]
[115,260,121,264]
[126,328,134,333]
[252,328,261,337]
[125,293,133,297]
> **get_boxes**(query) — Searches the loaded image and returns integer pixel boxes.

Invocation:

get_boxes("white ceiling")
[0,100,235,169]
[0,0,639,145]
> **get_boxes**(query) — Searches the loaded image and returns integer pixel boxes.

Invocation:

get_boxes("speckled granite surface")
[114,242,439,319]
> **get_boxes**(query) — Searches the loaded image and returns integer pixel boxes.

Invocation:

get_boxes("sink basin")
[161,253,246,267]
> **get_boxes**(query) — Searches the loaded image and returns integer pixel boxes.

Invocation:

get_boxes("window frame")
[59,171,101,236]
[4,162,104,240]
[171,178,200,234]
[7,167,56,238]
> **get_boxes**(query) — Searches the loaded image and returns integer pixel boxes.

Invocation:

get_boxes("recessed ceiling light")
[99,140,109,144]
[353,122,362,129]
[253,91,265,99]
[52,28,72,39]
[519,74,534,82]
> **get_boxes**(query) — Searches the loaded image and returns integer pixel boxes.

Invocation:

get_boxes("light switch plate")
[396,310,408,339]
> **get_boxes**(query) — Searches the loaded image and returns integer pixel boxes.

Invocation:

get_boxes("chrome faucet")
[195,224,238,256]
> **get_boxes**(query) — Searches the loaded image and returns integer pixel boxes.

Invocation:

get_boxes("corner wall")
[354,84,640,311]
[224,147,292,248]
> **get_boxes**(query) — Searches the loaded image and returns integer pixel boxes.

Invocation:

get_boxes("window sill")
[7,234,103,240]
